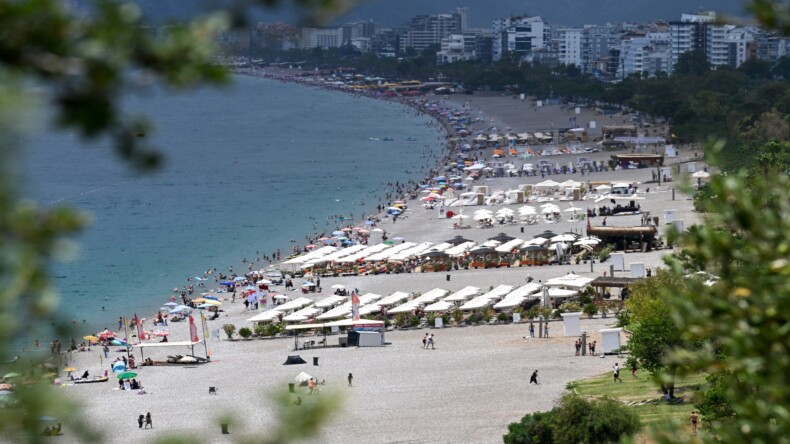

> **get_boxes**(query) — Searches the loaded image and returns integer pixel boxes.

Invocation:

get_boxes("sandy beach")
[54,89,702,443]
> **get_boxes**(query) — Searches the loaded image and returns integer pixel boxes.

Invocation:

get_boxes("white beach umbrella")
[518,205,537,215]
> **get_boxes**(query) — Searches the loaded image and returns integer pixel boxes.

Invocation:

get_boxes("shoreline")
[16,71,708,443]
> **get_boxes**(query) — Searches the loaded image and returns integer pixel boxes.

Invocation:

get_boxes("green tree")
[504,393,640,444]
[624,270,689,398]
[673,50,711,77]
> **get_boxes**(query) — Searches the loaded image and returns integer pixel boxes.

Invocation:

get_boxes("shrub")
[597,244,614,262]
[254,323,267,337]
[504,393,640,444]
[484,307,496,321]
[578,293,593,305]
[238,327,252,339]
[526,307,539,320]
[425,312,436,325]
[559,302,581,313]
[552,308,564,319]
[583,303,598,318]
[551,393,640,444]
[497,312,510,322]
[440,313,450,325]
[451,309,464,324]
[503,410,556,444]
[395,313,406,327]
[222,323,236,340]
[408,315,421,328]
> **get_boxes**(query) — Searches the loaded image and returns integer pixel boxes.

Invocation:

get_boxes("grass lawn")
[568,370,707,440]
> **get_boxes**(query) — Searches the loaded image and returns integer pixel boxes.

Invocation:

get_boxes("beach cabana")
[423,300,455,312]
[444,286,481,302]
[247,310,283,323]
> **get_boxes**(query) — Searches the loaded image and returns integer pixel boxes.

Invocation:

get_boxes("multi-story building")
[582,24,621,75]
[300,27,343,49]
[669,12,713,70]
[399,12,463,53]
[492,15,547,61]
[756,34,790,64]
[614,32,670,78]
[342,20,375,45]
[437,34,476,64]
[556,28,583,67]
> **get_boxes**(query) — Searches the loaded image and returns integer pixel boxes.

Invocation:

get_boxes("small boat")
[74,376,109,384]
[382,137,394,141]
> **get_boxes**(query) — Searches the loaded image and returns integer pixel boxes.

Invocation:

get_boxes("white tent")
[444,286,481,302]
[314,295,347,309]
[544,273,594,289]
[423,300,455,312]
[496,238,525,253]
[275,297,315,312]
[377,291,411,307]
[247,310,283,322]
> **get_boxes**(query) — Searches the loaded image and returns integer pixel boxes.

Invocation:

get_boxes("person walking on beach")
[529,370,539,385]
[592,341,597,356]
[574,339,580,356]
[422,333,428,349]
[103,344,109,358]
[347,373,353,387]
[529,323,535,338]
[428,334,435,350]
[137,414,144,429]
[543,324,549,338]
[145,412,152,429]
[689,411,699,434]
[613,363,622,383]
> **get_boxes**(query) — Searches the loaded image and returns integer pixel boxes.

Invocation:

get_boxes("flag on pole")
[189,315,199,343]
[200,312,209,340]
[351,292,360,321]
[133,314,146,341]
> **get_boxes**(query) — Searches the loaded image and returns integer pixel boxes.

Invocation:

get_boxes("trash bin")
[446,274,451,281]
[288,383,295,393]
[313,357,319,366]
[221,423,229,434]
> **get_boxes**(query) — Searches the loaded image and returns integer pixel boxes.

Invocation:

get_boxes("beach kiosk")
[345,320,385,347]
[599,327,623,354]
[560,312,582,337]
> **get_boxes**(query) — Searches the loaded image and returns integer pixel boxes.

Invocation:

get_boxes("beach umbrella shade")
[302,282,316,288]
[331,284,345,290]
[489,232,515,243]
[273,295,290,300]
[256,279,272,285]
[392,237,405,241]
[451,214,469,220]
[521,245,547,252]
[371,228,384,233]
[537,231,558,239]
[197,303,214,309]
[83,335,99,342]
[446,235,473,245]
[62,367,77,374]
[116,372,137,379]
[294,371,312,384]
[233,276,246,282]
[551,234,577,242]
[422,251,449,259]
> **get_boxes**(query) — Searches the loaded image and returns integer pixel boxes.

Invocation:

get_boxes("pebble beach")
[48,84,703,443]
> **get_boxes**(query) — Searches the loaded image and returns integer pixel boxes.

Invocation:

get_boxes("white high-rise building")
[557,28,583,67]
[492,15,547,61]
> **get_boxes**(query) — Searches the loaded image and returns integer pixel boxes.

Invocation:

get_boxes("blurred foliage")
[0,0,344,442]
[653,143,790,443]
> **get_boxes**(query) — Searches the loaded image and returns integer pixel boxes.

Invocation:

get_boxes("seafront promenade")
[53,82,703,443]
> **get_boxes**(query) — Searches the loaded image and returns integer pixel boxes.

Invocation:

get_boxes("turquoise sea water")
[22,75,444,334]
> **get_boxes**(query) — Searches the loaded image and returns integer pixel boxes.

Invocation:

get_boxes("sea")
[21,75,445,338]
